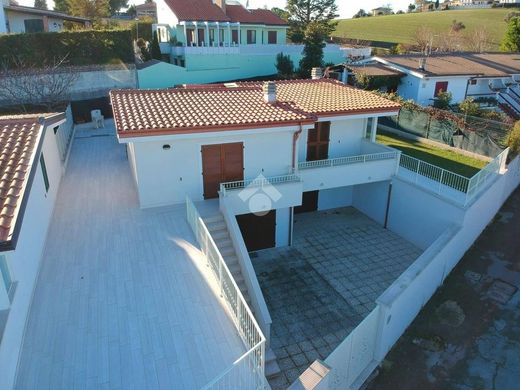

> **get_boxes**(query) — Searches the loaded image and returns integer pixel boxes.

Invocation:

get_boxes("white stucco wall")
[275,208,291,247]
[317,187,353,211]
[352,180,391,226]
[0,5,7,33]
[155,0,178,26]
[128,127,297,208]
[297,118,366,162]
[398,75,470,106]
[0,125,64,390]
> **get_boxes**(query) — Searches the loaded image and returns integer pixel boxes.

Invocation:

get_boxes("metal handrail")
[186,197,267,389]
[298,151,399,170]
[220,173,301,196]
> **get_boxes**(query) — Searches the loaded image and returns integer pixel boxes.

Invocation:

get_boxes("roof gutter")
[292,123,303,171]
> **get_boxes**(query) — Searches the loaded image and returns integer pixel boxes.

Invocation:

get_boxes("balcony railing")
[298,151,399,170]
[186,197,267,389]
[220,174,302,196]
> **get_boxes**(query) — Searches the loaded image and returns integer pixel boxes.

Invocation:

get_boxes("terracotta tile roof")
[225,4,288,25]
[379,53,520,78]
[110,79,400,138]
[0,116,43,244]
[163,0,230,22]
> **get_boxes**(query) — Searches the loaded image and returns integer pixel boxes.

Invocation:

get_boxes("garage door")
[201,142,243,199]
[236,211,276,252]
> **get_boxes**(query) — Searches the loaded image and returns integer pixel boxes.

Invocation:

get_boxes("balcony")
[219,174,303,216]
[298,141,401,192]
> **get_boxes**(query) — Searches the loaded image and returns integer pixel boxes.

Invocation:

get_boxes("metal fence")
[298,151,399,170]
[220,174,301,195]
[397,148,509,206]
[185,197,267,390]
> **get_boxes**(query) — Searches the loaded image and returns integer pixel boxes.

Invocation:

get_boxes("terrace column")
[216,22,220,46]
[183,23,187,46]
[194,22,198,46]
[205,22,209,47]
[370,117,378,142]
[237,22,240,47]
[227,22,231,46]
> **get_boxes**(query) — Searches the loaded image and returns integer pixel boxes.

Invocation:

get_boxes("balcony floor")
[252,207,422,389]
[15,123,244,390]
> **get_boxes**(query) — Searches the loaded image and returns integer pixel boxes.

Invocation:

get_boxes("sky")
[19,0,412,19]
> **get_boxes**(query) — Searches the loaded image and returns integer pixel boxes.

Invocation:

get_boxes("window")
[231,29,239,44]
[219,29,225,45]
[247,30,256,44]
[268,31,277,44]
[197,28,205,46]
[0,255,12,299]
[434,81,449,97]
[157,26,169,43]
[24,19,44,33]
[40,154,49,193]
[209,29,215,45]
[186,28,195,46]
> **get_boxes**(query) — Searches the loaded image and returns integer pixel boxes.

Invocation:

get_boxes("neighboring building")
[135,1,157,20]
[371,7,393,15]
[140,0,369,87]
[0,1,91,33]
[373,53,520,112]
[0,111,73,390]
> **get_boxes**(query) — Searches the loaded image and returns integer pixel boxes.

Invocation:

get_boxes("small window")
[0,255,12,299]
[247,30,256,44]
[157,26,169,43]
[40,154,50,193]
[268,31,277,44]
[24,19,44,33]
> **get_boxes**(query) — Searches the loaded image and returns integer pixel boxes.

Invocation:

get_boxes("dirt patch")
[435,301,465,327]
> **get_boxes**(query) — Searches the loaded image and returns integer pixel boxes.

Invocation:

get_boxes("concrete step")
[211,230,230,240]
[220,246,235,257]
[228,262,241,275]
[265,348,282,379]
[203,214,224,224]
[206,221,227,233]
[225,255,239,266]
[214,237,232,248]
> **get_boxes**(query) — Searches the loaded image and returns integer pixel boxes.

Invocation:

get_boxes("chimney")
[263,81,276,104]
[214,0,226,13]
[418,58,426,71]
[311,67,323,80]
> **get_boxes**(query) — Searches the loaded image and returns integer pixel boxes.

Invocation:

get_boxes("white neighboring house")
[0,1,90,33]
[110,78,401,250]
[0,112,71,390]
[373,53,520,107]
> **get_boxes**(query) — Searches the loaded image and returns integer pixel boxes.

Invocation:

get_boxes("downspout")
[292,122,303,172]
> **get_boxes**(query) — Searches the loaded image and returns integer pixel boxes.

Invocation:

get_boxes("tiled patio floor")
[252,207,422,388]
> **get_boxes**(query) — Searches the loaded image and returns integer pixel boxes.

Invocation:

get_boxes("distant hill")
[334,9,511,50]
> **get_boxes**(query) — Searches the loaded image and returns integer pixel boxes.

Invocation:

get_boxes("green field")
[335,9,510,49]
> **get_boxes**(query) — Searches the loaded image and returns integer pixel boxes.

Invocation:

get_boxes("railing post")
[218,256,223,297]
[438,170,444,194]
[415,161,421,184]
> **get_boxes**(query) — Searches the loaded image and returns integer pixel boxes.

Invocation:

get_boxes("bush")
[0,30,134,68]
[275,52,294,79]
[508,121,520,156]
[433,91,453,109]
[458,97,481,117]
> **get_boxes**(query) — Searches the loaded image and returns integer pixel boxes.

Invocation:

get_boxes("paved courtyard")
[252,207,422,388]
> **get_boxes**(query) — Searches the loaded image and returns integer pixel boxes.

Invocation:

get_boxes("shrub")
[459,98,481,117]
[434,91,453,109]
[275,52,295,79]
[0,30,133,69]
[508,121,520,156]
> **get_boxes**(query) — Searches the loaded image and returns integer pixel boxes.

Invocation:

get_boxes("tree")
[108,0,128,14]
[435,0,439,9]
[151,31,162,60]
[271,7,290,21]
[275,52,294,79]
[501,16,520,52]
[127,4,136,17]
[508,121,520,156]
[286,0,339,44]
[467,27,491,53]
[408,3,416,12]
[34,0,48,9]
[0,56,79,112]
[54,0,69,13]
[353,9,367,18]
[459,98,480,117]
[414,26,434,53]
[434,91,452,109]
[299,22,327,77]
[67,0,110,19]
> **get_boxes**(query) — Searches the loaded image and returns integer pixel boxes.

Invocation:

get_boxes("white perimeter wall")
[129,128,296,208]
[0,125,63,390]
[352,181,390,226]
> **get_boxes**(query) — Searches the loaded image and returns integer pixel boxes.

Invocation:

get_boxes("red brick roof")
[0,116,43,244]
[226,5,287,25]
[110,79,401,138]
[163,0,287,24]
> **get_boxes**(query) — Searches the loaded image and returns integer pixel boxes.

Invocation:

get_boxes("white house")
[110,78,401,250]
[373,53,520,110]
[0,1,90,34]
[0,112,72,390]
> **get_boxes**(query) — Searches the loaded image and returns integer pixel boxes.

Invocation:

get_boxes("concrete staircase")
[203,213,281,380]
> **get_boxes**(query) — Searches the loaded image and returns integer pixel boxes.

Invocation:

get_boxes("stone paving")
[252,207,422,388]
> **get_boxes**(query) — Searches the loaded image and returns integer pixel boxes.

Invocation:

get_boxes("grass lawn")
[334,9,510,49]
[377,132,488,178]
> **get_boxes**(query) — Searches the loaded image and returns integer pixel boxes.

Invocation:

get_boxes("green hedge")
[0,30,134,69]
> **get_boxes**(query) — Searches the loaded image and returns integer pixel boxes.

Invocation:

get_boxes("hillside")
[334,9,511,49]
